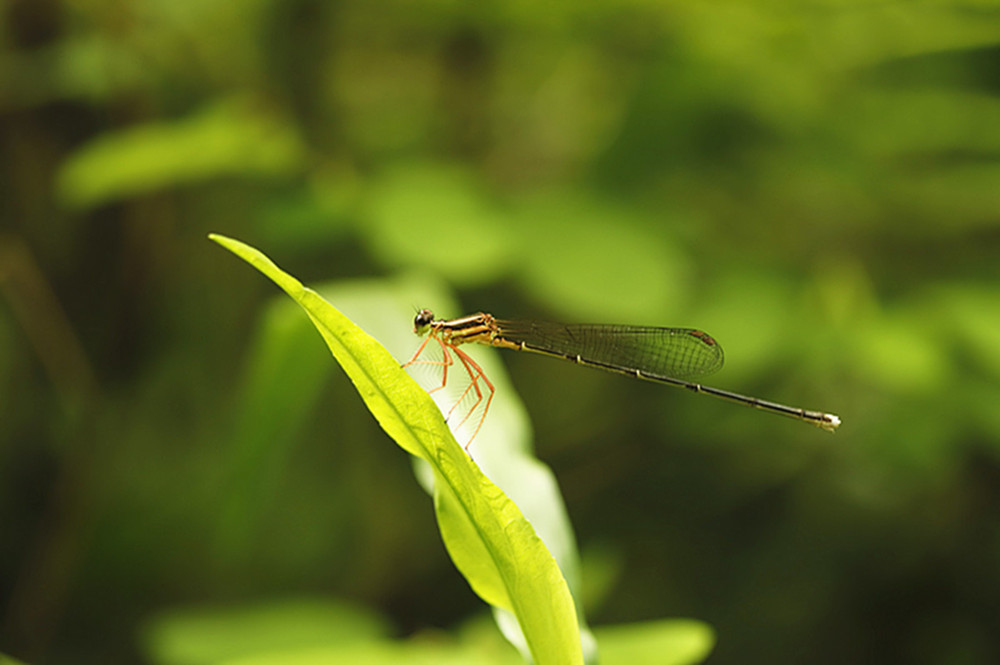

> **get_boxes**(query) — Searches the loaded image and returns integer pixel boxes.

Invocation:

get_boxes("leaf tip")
[208,233,247,256]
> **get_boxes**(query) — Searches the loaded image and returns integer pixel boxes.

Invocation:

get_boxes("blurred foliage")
[141,603,709,665]
[57,98,306,210]
[2,0,1000,664]
[142,598,392,665]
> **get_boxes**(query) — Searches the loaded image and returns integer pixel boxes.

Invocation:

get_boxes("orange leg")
[447,345,495,449]
[401,332,434,367]
[444,349,484,423]
[403,333,495,451]
[402,332,455,394]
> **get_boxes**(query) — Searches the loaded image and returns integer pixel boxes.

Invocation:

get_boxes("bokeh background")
[3,1,1000,663]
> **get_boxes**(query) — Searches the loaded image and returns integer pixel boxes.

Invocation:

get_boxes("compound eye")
[413,308,435,331]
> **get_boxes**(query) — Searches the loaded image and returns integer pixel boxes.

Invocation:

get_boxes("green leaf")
[57,99,304,209]
[0,654,29,665]
[509,191,691,323]
[595,619,714,665]
[361,162,515,286]
[142,599,390,665]
[211,297,335,567]
[209,234,584,665]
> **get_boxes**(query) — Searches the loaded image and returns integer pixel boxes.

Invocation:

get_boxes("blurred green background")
[3,0,1000,663]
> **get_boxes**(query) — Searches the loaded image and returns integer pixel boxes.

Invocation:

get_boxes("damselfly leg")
[402,324,495,449]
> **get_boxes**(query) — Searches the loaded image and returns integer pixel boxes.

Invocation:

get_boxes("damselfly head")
[413,308,435,335]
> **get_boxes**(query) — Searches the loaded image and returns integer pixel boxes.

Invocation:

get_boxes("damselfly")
[402,309,840,448]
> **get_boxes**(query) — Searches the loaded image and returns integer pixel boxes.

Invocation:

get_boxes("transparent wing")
[496,321,725,379]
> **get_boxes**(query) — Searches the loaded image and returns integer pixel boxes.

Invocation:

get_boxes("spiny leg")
[401,332,455,394]
[401,332,434,368]
[445,347,486,423]
[447,346,495,450]
[403,332,494,451]
[429,336,455,394]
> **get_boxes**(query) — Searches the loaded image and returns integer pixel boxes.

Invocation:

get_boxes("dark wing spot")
[688,330,718,346]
